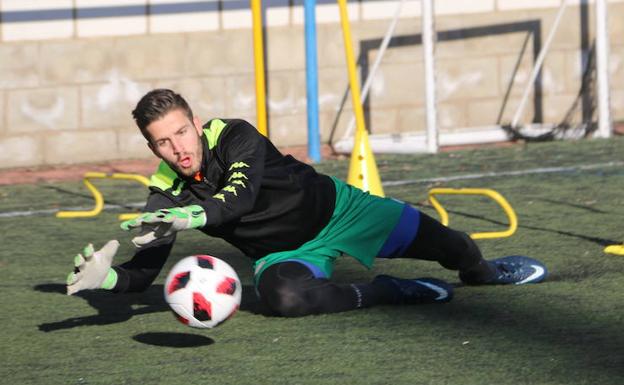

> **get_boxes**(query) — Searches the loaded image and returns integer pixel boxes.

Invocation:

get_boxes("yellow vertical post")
[337,0,384,196]
[251,0,268,136]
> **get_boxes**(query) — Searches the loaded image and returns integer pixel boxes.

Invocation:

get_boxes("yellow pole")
[251,0,268,137]
[337,0,366,138]
[338,0,384,196]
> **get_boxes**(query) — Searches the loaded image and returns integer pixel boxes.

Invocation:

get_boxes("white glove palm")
[66,240,119,295]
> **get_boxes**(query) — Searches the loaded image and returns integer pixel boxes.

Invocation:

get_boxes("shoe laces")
[391,278,429,300]
[496,262,518,279]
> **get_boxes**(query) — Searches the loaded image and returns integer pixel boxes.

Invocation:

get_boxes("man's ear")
[193,116,203,136]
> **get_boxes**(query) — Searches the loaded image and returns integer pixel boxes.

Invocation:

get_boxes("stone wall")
[0,0,622,169]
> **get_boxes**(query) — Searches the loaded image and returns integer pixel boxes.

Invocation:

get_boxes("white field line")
[0,203,144,218]
[382,161,624,187]
[0,161,622,218]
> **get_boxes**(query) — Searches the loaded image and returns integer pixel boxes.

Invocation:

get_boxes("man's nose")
[171,138,184,154]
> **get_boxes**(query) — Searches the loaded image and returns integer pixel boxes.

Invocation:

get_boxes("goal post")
[332,0,614,154]
[594,0,613,138]
[422,0,439,153]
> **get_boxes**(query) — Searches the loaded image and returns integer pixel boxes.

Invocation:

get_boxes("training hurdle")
[56,172,149,220]
[428,188,518,240]
[604,244,624,256]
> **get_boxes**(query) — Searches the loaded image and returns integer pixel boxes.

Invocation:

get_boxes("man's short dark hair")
[132,89,194,141]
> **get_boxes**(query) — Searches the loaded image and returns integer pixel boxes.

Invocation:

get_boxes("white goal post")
[595,0,613,139]
[334,0,613,154]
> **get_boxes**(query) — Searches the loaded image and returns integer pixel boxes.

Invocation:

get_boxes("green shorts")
[253,176,405,283]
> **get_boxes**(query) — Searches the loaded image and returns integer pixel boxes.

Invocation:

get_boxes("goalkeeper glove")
[120,205,207,247]
[67,240,119,295]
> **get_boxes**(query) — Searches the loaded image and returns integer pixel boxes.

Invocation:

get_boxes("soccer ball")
[164,255,242,329]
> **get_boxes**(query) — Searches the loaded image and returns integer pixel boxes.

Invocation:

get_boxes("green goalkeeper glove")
[120,205,207,247]
[66,240,119,295]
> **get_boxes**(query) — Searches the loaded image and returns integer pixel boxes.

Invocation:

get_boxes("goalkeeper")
[66,89,547,317]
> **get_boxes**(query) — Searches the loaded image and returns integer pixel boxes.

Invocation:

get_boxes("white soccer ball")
[164,255,242,329]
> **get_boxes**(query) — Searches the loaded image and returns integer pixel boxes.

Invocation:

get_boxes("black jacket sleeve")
[111,191,176,293]
[197,120,267,227]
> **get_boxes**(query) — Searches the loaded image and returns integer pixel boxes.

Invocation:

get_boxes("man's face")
[145,108,204,177]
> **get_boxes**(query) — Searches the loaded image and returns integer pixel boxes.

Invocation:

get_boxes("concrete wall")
[0,0,623,169]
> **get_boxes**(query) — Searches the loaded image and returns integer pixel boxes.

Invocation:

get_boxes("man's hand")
[120,205,207,247]
[67,240,120,295]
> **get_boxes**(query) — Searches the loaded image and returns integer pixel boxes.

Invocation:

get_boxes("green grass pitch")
[1,137,623,384]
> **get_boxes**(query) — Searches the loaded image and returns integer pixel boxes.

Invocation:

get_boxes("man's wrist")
[185,205,207,228]
[100,268,118,290]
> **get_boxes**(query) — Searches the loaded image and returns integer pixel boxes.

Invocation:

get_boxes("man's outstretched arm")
[66,239,174,295]
[66,192,177,295]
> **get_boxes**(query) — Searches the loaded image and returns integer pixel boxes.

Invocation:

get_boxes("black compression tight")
[401,212,484,271]
[256,212,486,317]
[256,262,367,317]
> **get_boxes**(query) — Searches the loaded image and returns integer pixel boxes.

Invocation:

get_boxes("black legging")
[256,212,486,317]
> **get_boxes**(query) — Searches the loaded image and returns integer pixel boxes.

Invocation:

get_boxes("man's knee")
[257,261,361,316]
[256,262,319,317]
[258,280,313,317]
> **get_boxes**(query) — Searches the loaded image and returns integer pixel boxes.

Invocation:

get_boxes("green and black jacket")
[113,119,336,292]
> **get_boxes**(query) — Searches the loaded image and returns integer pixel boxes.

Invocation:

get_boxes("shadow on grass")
[381,291,624,382]
[34,283,262,332]
[538,198,610,214]
[132,332,214,348]
[410,202,619,247]
[42,185,139,210]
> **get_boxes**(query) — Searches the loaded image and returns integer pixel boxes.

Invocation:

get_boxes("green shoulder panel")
[149,161,179,191]
[204,119,227,149]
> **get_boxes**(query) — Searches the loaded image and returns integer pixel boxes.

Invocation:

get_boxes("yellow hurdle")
[604,244,624,256]
[428,188,518,240]
[56,172,149,220]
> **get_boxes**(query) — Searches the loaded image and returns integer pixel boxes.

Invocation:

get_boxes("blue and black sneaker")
[459,255,548,285]
[373,275,454,304]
